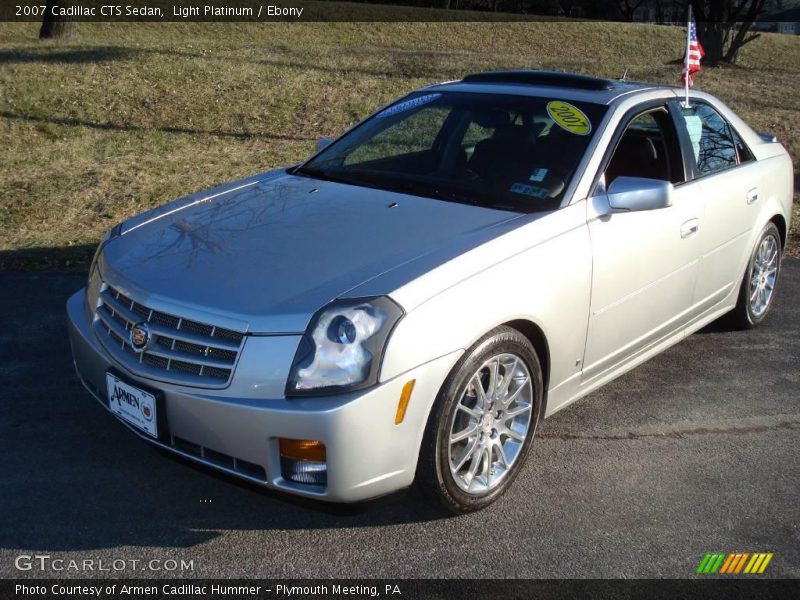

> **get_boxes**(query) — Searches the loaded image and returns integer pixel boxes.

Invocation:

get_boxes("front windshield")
[297,91,607,213]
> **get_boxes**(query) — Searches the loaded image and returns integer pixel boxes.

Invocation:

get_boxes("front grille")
[93,283,245,388]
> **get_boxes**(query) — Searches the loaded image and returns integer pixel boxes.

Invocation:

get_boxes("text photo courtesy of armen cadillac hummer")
[1,0,799,592]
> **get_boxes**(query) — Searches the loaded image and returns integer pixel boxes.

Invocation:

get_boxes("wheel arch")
[424,317,553,425]
[501,318,551,416]
[413,317,552,511]
[770,213,787,250]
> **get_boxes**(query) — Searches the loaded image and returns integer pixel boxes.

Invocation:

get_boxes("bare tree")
[557,0,582,16]
[617,0,647,21]
[39,0,76,39]
[690,0,768,64]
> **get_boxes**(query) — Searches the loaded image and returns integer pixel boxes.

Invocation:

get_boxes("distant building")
[778,21,799,34]
[756,8,800,35]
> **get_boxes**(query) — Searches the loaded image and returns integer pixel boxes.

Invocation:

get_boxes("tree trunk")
[723,0,766,63]
[617,0,645,22]
[39,0,76,39]
[654,0,664,24]
[691,0,767,65]
[698,21,726,64]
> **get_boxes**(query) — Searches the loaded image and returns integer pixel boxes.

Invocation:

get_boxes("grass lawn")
[1,11,798,269]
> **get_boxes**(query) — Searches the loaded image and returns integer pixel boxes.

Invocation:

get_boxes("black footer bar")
[3,579,800,600]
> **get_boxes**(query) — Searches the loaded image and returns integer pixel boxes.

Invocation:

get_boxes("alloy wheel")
[749,234,779,318]
[446,353,533,495]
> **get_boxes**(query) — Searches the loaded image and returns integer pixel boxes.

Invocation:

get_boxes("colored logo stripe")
[721,553,749,574]
[746,553,773,574]
[697,553,725,574]
[697,552,773,574]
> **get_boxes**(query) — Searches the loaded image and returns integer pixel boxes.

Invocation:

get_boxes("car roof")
[423,70,673,106]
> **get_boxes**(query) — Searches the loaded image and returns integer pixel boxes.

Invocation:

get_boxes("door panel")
[693,164,761,305]
[582,105,703,382]
[583,182,702,380]
[672,100,762,307]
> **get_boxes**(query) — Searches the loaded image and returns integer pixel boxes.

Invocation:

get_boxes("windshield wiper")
[340,172,475,206]
[296,167,525,212]
[294,166,350,185]
[294,166,388,191]
[378,178,495,210]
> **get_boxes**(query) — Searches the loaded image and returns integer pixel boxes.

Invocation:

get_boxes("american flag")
[681,12,704,87]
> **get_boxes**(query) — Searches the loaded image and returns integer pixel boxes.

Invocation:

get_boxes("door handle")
[746,188,759,204]
[681,218,700,239]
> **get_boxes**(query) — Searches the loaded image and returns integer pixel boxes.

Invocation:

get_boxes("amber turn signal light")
[394,379,416,425]
[279,438,326,462]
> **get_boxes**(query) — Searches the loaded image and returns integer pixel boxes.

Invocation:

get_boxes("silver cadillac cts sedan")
[67,71,793,513]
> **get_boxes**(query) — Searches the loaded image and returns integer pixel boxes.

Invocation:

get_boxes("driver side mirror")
[316,138,333,152]
[606,176,673,212]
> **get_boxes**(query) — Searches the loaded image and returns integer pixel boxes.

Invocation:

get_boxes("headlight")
[286,297,404,396]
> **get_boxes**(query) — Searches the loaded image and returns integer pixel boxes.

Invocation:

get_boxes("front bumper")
[67,289,458,502]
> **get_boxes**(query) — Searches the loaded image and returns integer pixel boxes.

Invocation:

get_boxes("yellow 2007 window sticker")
[547,101,592,136]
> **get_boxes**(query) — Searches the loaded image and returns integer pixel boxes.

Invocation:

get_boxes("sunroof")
[461,70,620,91]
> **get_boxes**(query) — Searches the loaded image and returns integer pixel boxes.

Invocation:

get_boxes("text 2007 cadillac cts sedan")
[67,71,793,513]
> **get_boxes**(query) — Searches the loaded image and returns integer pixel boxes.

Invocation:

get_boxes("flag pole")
[684,4,692,107]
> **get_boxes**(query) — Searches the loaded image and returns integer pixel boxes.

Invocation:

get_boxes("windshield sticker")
[510,183,550,199]
[547,101,592,135]
[529,168,548,182]
[376,93,442,118]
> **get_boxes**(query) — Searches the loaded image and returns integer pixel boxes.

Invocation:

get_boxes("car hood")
[99,171,524,333]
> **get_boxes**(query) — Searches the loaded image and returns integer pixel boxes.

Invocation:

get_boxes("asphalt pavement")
[1,262,798,579]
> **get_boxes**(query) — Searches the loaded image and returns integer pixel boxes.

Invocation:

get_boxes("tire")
[730,222,782,330]
[415,326,543,514]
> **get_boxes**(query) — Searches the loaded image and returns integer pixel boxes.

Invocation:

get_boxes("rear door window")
[677,103,740,177]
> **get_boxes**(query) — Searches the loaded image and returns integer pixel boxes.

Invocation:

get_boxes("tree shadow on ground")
[0,244,96,271]
[0,43,479,79]
[0,110,317,142]
[0,267,449,553]
[1,258,798,552]
[0,46,137,64]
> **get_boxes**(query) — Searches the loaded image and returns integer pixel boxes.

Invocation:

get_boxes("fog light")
[281,458,327,486]
[279,438,327,486]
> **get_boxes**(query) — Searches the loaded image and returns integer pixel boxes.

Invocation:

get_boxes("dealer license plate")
[106,372,158,438]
